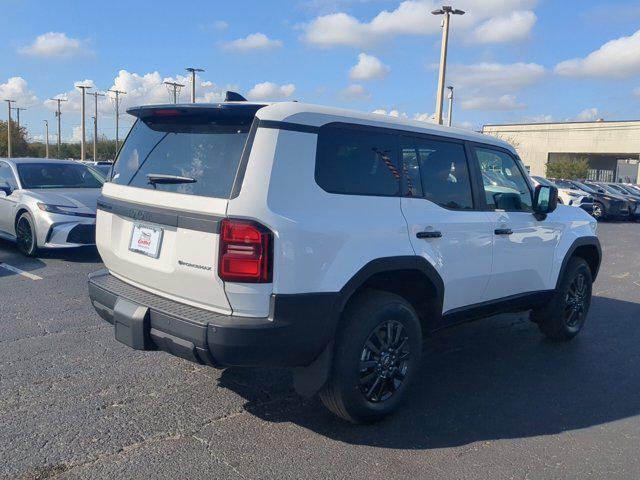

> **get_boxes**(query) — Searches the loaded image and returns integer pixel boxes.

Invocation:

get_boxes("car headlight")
[602,196,614,201]
[567,192,580,197]
[37,203,96,218]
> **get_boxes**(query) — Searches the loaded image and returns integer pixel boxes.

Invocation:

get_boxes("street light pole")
[4,100,15,158]
[447,86,454,127]
[431,6,464,125]
[15,107,27,129]
[88,91,105,161]
[44,120,49,158]
[76,85,92,161]
[185,67,204,103]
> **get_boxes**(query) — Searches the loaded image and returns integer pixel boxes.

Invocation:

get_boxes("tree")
[546,158,590,180]
[0,120,29,157]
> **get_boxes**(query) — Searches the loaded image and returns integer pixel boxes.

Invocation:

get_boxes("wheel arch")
[334,256,445,332]
[556,236,602,288]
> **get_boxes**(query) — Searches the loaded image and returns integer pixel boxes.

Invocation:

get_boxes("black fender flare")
[556,236,602,289]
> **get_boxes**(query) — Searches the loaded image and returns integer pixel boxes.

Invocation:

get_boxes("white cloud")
[461,94,526,111]
[448,62,546,91]
[555,29,640,78]
[302,0,538,47]
[19,32,90,58]
[575,108,599,121]
[222,33,283,52]
[339,84,371,101]
[44,70,229,116]
[247,82,295,100]
[0,77,38,106]
[472,10,536,44]
[523,114,554,123]
[373,109,436,123]
[349,53,390,81]
[373,109,407,118]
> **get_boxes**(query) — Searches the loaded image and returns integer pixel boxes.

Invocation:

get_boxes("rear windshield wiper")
[146,174,197,186]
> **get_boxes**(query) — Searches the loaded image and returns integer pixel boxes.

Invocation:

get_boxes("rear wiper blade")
[146,174,197,185]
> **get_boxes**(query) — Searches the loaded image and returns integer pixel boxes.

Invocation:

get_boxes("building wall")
[482,121,640,179]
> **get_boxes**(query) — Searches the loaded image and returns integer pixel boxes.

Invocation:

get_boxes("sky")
[2,0,640,142]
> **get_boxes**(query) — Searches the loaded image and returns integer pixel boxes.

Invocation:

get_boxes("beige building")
[482,120,640,183]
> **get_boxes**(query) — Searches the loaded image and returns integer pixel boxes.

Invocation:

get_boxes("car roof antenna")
[225,91,247,102]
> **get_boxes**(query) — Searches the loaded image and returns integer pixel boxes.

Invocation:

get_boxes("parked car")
[585,181,638,220]
[531,176,593,213]
[88,100,601,423]
[597,182,640,220]
[551,179,630,220]
[0,158,103,256]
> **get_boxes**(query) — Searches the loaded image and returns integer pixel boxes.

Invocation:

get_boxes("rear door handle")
[416,230,442,239]
[494,228,513,235]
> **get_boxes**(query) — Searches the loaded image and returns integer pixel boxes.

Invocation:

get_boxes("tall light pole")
[431,6,465,125]
[4,100,15,158]
[164,81,185,104]
[50,97,67,159]
[185,67,204,103]
[88,91,105,161]
[108,89,126,157]
[447,86,454,127]
[76,85,92,161]
[44,120,49,158]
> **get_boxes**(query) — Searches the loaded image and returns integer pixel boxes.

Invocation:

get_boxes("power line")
[164,81,185,104]
[107,89,126,156]
[50,97,68,158]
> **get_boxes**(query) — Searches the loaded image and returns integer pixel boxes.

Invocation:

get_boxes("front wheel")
[16,212,39,257]
[592,201,605,220]
[320,291,422,423]
[531,258,592,340]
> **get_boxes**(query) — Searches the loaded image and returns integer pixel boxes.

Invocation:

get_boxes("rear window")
[315,124,399,196]
[111,108,257,198]
[17,163,104,189]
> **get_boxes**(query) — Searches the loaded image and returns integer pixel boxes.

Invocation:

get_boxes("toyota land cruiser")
[88,98,601,423]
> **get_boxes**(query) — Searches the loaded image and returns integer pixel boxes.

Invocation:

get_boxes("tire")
[592,202,605,221]
[320,290,422,424]
[531,258,592,341]
[16,212,39,257]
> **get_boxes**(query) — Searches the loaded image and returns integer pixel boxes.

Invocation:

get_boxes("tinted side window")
[473,147,533,212]
[0,162,18,189]
[401,137,474,210]
[315,125,399,196]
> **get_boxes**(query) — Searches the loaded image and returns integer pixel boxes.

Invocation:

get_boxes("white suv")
[88,99,601,423]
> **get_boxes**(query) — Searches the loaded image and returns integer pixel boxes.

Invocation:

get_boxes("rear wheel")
[531,258,592,340]
[592,201,605,220]
[320,291,422,423]
[16,212,38,257]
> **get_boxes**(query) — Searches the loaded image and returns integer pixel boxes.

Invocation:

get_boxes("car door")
[399,135,494,314]
[469,145,561,300]
[0,161,19,235]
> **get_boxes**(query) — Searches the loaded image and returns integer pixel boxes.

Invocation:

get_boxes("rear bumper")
[88,270,338,368]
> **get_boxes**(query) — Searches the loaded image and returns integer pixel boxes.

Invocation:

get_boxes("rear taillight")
[218,219,273,283]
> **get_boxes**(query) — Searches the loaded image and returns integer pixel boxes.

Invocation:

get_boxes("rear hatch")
[96,103,261,313]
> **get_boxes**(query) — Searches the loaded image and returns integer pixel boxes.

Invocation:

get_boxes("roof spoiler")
[225,91,247,102]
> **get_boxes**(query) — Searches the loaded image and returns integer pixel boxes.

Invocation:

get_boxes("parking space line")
[0,263,43,280]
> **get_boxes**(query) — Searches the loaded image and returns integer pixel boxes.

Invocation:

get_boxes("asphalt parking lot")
[1,222,640,480]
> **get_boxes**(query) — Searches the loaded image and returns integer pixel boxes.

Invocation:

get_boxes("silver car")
[0,158,103,256]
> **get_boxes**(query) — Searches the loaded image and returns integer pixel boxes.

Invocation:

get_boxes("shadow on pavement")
[220,295,640,449]
[0,237,102,265]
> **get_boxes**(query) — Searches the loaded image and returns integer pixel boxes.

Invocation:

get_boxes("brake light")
[153,109,181,117]
[218,219,273,283]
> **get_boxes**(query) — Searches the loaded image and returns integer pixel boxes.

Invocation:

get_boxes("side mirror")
[533,184,558,218]
[0,182,12,196]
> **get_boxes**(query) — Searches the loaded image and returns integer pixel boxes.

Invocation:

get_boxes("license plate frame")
[129,223,164,259]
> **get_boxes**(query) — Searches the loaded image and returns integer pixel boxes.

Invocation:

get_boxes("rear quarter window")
[315,124,400,196]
